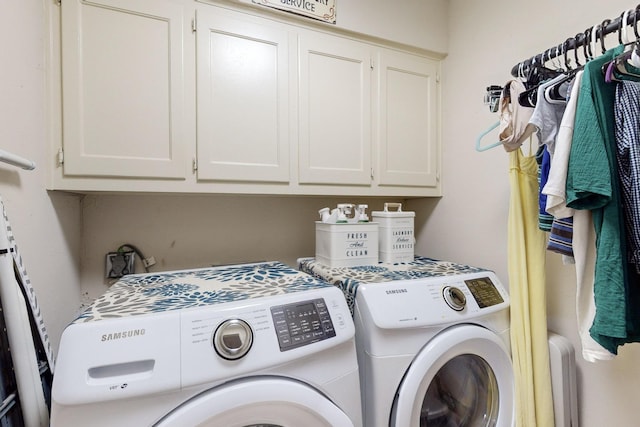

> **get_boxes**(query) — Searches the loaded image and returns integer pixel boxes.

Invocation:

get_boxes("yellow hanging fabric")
[508,147,555,427]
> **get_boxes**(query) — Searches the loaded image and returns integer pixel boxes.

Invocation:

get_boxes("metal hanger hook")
[589,25,599,59]
[554,44,563,70]
[619,10,631,45]
[518,62,524,79]
[634,4,640,40]
[582,29,592,61]
[572,35,582,67]
[600,19,611,53]
[563,38,573,70]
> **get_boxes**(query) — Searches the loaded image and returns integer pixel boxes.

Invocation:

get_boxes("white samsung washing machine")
[51,262,363,427]
[299,256,515,427]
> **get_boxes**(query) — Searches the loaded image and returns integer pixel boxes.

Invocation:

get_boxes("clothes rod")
[510,7,640,77]
[0,150,35,171]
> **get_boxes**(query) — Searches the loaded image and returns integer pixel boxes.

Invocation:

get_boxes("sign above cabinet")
[247,0,336,24]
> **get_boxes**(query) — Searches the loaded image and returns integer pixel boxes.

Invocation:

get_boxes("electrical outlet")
[106,251,135,279]
[142,256,156,268]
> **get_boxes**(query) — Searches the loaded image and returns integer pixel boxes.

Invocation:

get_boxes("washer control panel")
[270,298,336,352]
[357,271,510,329]
[464,276,504,308]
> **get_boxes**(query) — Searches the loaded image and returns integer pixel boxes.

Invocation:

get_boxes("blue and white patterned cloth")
[615,80,640,271]
[75,262,332,323]
[298,256,488,315]
[547,217,574,258]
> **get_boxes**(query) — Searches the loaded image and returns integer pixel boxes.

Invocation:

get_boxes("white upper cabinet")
[376,49,440,188]
[52,1,442,197]
[60,0,188,179]
[195,8,291,183]
[297,30,372,186]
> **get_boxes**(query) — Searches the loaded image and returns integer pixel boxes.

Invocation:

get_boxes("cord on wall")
[105,243,156,279]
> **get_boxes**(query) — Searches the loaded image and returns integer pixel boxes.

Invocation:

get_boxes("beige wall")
[80,195,400,300]
[409,1,640,426]
[336,0,448,53]
[0,1,82,353]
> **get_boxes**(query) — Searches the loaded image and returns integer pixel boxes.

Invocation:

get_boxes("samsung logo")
[101,329,146,342]
[386,288,408,295]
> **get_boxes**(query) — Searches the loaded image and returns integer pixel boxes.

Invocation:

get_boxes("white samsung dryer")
[51,262,362,427]
[299,256,515,427]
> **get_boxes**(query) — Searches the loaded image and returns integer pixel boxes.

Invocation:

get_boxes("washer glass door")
[421,354,498,425]
[391,325,514,427]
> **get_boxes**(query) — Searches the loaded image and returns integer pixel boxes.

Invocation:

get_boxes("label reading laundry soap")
[251,0,336,24]
[392,229,414,250]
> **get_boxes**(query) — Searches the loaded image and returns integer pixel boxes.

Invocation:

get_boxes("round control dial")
[443,286,466,311]
[213,319,253,360]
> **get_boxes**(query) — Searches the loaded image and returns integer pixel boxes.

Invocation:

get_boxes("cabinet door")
[377,50,439,188]
[196,8,290,183]
[61,0,188,179]
[298,32,372,186]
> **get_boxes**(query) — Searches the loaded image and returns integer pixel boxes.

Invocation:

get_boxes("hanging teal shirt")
[566,45,633,353]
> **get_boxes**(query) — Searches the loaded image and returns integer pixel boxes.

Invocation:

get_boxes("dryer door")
[154,377,354,427]
[391,324,514,427]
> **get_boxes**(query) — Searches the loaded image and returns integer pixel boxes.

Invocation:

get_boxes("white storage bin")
[371,203,415,263]
[315,222,379,268]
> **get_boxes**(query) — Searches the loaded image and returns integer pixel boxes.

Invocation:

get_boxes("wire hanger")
[475,121,501,152]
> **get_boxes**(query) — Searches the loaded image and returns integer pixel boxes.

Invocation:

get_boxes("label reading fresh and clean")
[346,232,370,258]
